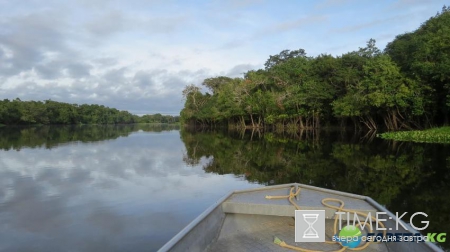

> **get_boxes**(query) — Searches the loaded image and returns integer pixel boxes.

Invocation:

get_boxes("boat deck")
[159,183,441,252]
[206,214,387,252]
[222,186,378,218]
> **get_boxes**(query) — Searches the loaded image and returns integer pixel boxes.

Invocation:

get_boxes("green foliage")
[386,6,450,123]
[181,8,450,131]
[202,76,233,95]
[138,113,180,123]
[379,127,450,143]
[180,129,449,205]
[264,49,307,69]
[179,129,450,249]
[0,99,179,125]
[0,124,180,150]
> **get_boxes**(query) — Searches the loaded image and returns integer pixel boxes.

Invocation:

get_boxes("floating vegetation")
[379,127,450,144]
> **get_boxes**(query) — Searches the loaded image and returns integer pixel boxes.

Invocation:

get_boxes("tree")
[264,49,307,69]
[386,6,450,124]
[179,7,450,130]
[202,76,233,95]
[362,54,422,130]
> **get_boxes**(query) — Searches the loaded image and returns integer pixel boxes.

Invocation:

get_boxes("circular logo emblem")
[338,225,362,248]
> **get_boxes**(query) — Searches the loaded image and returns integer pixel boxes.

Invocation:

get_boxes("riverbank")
[379,127,450,143]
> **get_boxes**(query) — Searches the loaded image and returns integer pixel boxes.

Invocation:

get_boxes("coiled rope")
[265,186,387,252]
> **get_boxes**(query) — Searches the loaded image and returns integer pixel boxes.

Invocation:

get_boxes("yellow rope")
[266,186,387,252]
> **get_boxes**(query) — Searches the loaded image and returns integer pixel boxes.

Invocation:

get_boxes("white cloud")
[0,0,448,114]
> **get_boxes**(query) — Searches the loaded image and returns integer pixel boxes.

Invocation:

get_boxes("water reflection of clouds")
[0,130,260,251]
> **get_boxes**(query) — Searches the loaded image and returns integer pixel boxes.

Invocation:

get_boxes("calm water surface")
[0,125,259,251]
[0,125,449,251]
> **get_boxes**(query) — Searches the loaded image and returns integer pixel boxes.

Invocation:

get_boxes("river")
[0,125,448,251]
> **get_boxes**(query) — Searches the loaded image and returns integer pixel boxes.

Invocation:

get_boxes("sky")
[0,0,448,115]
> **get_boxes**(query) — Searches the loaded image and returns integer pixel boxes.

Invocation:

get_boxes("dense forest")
[181,7,450,131]
[0,99,179,125]
[0,124,180,150]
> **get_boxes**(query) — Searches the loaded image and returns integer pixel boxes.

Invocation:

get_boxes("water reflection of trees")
[180,129,450,249]
[0,124,180,150]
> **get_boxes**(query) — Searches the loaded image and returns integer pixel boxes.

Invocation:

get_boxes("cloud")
[93,57,119,67]
[85,10,127,37]
[389,0,435,9]
[0,0,448,115]
[332,14,412,33]
[0,66,212,114]
[84,10,189,38]
[142,15,190,34]
[226,63,259,77]
[34,61,65,79]
[66,62,92,78]
[0,11,69,77]
[224,0,265,9]
[258,16,327,36]
[102,67,128,83]
[219,15,327,50]
[315,0,354,9]
[33,59,92,80]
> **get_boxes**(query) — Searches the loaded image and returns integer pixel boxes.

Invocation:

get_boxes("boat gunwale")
[157,183,443,252]
[157,191,233,252]
[365,197,442,252]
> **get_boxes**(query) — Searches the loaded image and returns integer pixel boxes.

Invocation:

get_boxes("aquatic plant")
[379,127,450,143]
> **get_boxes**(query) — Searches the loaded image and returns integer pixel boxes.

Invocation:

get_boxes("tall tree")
[386,6,450,124]
[264,49,307,69]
